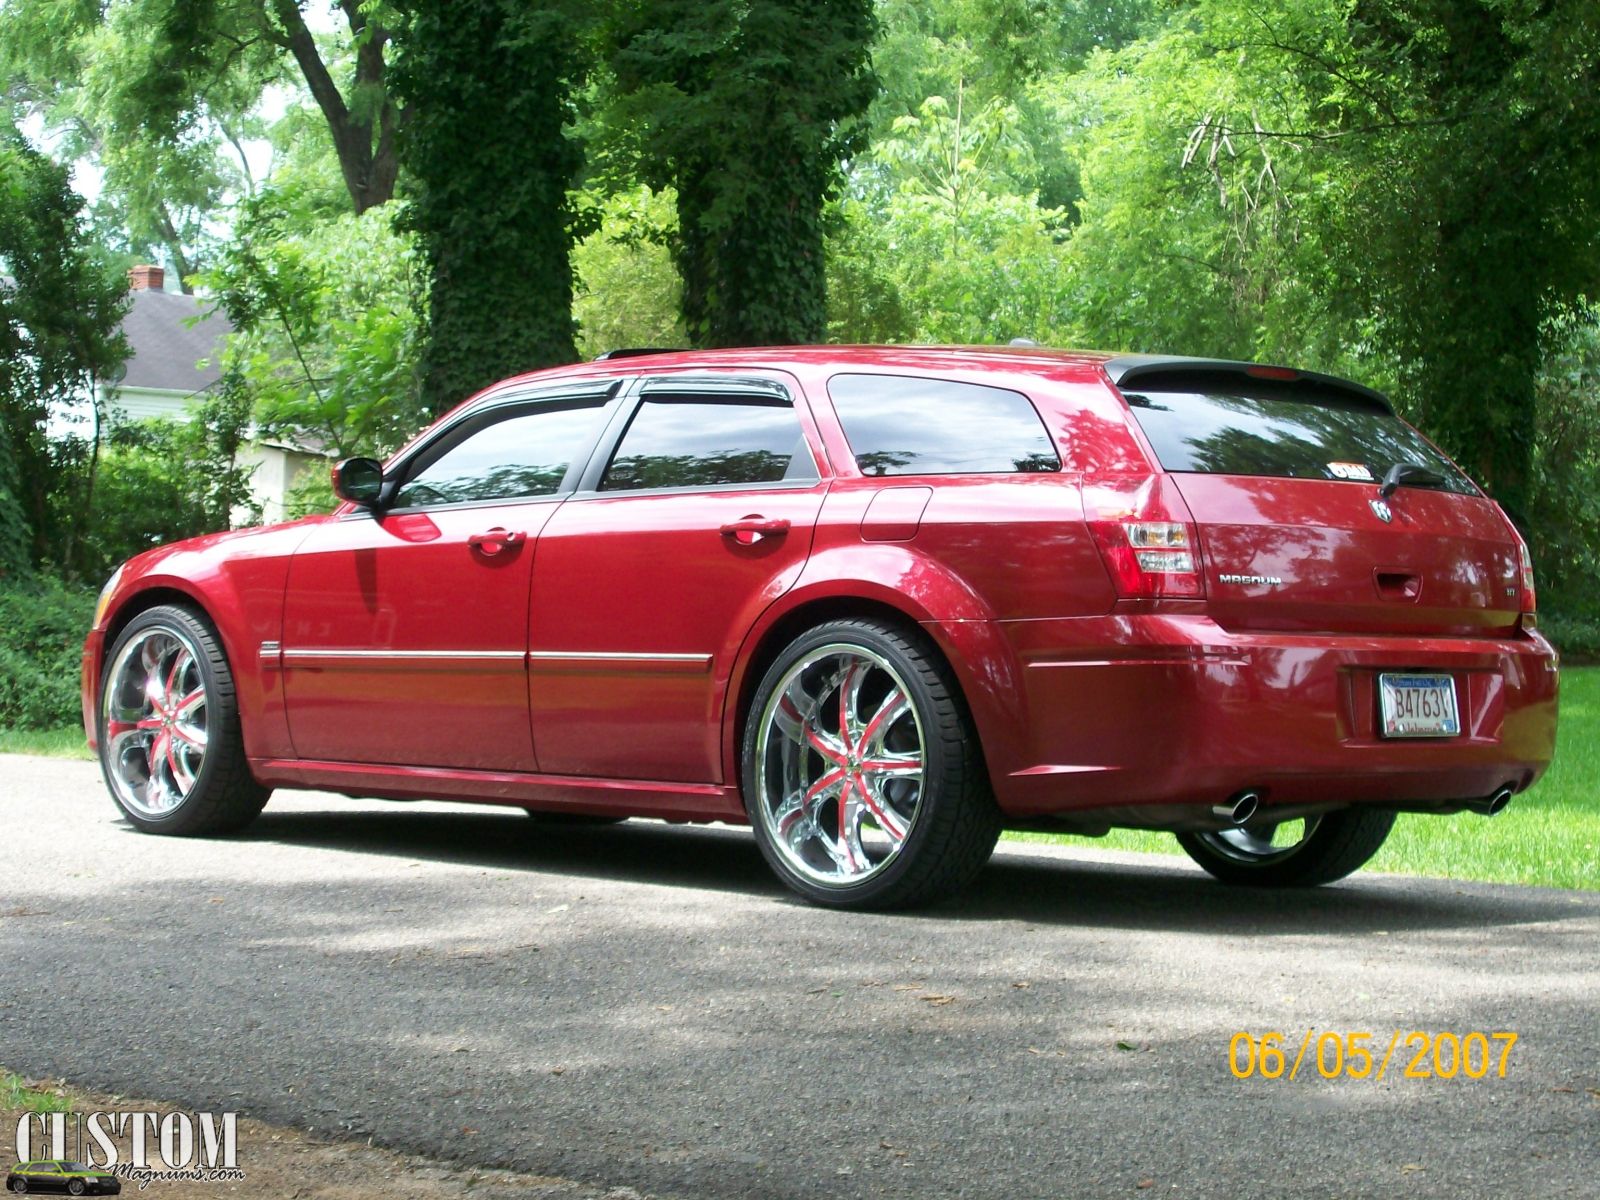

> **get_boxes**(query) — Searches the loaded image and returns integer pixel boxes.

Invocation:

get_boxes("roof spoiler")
[592,347,686,361]
[1102,354,1394,414]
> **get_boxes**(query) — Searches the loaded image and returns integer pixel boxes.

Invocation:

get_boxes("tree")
[203,197,427,464]
[572,186,685,358]
[828,90,1070,345]
[1318,0,1600,515]
[1056,12,1357,371]
[391,0,590,414]
[0,0,268,287]
[0,0,407,220]
[0,123,128,578]
[605,0,877,347]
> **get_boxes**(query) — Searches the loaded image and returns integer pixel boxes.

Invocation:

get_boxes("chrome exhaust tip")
[1211,790,1262,827]
[1465,786,1514,817]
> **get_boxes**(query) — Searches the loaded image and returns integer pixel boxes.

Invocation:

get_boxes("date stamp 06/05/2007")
[1228,1031,1519,1082]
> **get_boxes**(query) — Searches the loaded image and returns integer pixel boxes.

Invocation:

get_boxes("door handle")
[468,527,527,556]
[720,515,790,545]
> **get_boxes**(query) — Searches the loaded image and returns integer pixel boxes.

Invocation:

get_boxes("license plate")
[1378,673,1460,738]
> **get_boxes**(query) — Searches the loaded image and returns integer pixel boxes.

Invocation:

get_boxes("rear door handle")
[468,527,527,556]
[720,515,790,545]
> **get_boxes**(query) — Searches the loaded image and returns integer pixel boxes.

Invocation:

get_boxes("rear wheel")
[1176,807,1395,887]
[99,605,269,835]
[743,619,1000,909]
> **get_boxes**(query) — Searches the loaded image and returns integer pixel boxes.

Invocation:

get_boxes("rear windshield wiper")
[1378,461,1446,498]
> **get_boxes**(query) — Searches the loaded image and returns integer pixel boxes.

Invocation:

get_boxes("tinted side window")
[600,397,815,491]
[827,374,1060,476]
[394,400,608,508]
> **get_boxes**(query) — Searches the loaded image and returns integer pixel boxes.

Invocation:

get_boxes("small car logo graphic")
[5,1159,121,1194]
[1369,498,1393,522]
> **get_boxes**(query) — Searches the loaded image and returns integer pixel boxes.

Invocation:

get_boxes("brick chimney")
[127,264,165,292]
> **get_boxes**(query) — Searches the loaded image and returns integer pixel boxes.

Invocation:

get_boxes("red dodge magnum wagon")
[82,346,1559,908]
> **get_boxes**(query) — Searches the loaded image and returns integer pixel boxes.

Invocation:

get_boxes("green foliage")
[392,0,589,413]
[829,90,1070,345]
[605,0,877,347]
[0,0,273,284]
[0,122,128,580]
[991,0,1600,522]
[1526,302,1600,628]
[0,575,95,730]
[204,199,428,459]
[80,381,260,579]
[572,186,685,357]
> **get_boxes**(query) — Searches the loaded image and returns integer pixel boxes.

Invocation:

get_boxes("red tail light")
[1507,522,1536,617]
[1084,475,1206,598]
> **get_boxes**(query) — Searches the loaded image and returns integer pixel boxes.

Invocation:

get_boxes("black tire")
[67,1180,84,1196]
[1176,807,1396,887]
[522,808,626,826]
[741,618,1000,910]
[12,1180,27,1194]
[98,604,270,836]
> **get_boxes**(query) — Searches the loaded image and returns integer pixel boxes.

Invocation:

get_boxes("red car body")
[82,346,1559,900]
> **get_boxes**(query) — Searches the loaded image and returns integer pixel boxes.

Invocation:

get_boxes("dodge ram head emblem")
[1370,498,1393,522]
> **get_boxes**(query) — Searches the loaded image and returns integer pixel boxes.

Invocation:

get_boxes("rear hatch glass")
[1118,376,1520,635]
[1123,385,1476,492]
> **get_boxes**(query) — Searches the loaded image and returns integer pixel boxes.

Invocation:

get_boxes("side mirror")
[331,457,385,507]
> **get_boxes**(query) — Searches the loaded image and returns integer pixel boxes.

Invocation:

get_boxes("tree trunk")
[269,0,405,214]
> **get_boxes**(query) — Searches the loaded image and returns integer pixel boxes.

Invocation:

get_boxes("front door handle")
[468,527,527,556]
[720,515,790,546]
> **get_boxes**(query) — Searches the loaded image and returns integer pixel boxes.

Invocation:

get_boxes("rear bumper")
[964,615,1559,818]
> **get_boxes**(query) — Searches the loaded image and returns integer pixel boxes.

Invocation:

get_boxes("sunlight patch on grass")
[0,726,92,759]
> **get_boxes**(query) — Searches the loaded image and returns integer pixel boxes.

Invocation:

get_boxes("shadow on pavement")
[202,805,1592,937]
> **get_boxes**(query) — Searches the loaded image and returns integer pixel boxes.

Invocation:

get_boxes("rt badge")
[1370,497,1393,523]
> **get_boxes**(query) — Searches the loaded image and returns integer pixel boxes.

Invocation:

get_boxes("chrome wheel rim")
[754,644,926,888]
[1195,816,1322,865]
[102,626,209,818]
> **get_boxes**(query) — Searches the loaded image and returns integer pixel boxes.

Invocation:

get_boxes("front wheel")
[742,619,1000,910]
[98,605,269,835]
[12,1179,28,1193]
[67,1180,84,1196]
[1176,807,1396,887]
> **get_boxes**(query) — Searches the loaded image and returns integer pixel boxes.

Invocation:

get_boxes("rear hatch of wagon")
[1106,359,1527,638]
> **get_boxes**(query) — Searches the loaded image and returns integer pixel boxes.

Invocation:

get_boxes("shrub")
[1537,616,1600,667]
[0,575,96,730]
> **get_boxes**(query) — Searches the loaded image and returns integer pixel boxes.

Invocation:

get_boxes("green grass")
[1,1072,72,1114]
[0,726,92,759]
[5,671,1596,890]
[1011,666,1599,892]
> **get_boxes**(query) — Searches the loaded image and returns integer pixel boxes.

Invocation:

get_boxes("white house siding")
[106,386,192,424]
[235,443,326,526]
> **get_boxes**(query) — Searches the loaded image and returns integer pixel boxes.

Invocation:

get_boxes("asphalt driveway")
[1,754,1596,1198]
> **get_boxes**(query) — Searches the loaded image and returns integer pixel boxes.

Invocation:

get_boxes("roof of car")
[468,344,1394,418]
[505,344,1119,390]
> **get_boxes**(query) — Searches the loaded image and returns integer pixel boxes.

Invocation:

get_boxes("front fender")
[89,519,325,761]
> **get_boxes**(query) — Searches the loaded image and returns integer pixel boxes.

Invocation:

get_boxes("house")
[105,265,328,524]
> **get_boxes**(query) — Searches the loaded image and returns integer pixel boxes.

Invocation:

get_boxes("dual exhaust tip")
[1209,785,1515,826]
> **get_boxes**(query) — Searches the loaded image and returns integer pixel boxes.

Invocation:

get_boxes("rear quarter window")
[827,373,1060,476]
[1122,384,1477,494]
